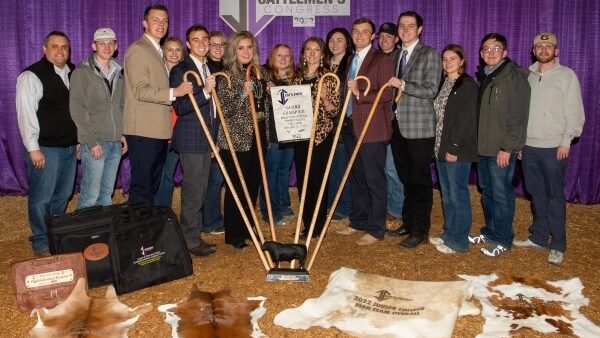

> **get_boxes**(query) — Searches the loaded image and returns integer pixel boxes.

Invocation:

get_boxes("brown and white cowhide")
[158,284,266,338]
[459,272,600,337]
[30,278,91,338]
[29,278,151,338]
[84,284,152,338]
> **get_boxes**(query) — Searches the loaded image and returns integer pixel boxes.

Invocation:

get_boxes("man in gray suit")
[388,11,441,248]
[123,4,192,205]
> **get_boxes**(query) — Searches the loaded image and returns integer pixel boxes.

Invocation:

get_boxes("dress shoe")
[299,231,320,241]
[356,233,381,246]
[189,244,216,257]
[399,234,427,248]
[336,226,362,236]
[387,226,410,237]
[199,237,217,248]
[232,241,249,250]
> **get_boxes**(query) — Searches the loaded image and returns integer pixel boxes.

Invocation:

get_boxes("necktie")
[346,54,359,117]
[397,49,408,78]
[392,50,408,113]
[201,63,215,124]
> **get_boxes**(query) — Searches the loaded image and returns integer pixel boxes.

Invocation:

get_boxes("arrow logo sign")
[219,0,276,36]
[278,89,289,105]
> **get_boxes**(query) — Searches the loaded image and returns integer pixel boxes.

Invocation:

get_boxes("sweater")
[526,59,585,148]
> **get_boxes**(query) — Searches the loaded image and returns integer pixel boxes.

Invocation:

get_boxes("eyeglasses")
[210,43,226,49]
[481,46,504,54]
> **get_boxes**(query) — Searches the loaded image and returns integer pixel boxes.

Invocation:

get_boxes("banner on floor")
[270,84,313,142]
[274,267,477,338]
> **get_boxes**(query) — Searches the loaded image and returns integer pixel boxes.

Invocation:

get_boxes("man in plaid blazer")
[388,11,442,248]
[169,24,218,257]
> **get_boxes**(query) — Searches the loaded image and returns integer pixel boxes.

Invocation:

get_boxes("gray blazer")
[392,41,441,139]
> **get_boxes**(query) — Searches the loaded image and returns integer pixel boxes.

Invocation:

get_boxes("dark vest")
[24,57,77,147]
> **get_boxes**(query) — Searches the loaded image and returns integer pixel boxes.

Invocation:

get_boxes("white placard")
[271,85,313,142]
[25,269,74,288]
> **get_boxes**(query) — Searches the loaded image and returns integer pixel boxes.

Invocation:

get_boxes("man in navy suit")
[388,11,442,248]
[336,18,394,246]
[169,24,218,257]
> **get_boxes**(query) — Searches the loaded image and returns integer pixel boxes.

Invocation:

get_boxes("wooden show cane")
[291,72,339,269]
[183,70,269,271]
[307,82,402,271]
[245,64,276,242]
[211,70,275,268]
[303,76,370,252]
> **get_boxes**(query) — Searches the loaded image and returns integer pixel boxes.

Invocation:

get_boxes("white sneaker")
[513,238,547,250]
[548,250,564,265]
[481,243,509,257]
[429,237,444,245]
[435,243,456,254]
[469,234,487,244]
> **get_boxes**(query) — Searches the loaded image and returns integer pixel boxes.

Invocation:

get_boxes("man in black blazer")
[388,11,441,248]
[169,24,218,257]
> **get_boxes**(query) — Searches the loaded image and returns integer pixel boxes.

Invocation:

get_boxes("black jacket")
[436,74,478,162]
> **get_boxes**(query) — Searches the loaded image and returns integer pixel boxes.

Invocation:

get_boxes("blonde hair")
[223,31,260,78]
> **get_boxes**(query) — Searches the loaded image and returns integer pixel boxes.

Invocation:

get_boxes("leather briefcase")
[11,252,87,312]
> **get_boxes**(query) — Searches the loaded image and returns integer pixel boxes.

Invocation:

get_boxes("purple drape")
[2,0,599,203]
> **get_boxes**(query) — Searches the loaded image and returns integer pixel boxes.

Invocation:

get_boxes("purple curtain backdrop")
[2,0,599,203]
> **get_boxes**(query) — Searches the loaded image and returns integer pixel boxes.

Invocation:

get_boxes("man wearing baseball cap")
[377,22,399,54]
[70,27,128,209]
[513,33,585,265]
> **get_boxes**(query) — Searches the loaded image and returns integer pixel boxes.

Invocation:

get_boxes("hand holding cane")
[183,70,270,270]
[246,64,277,242]
[303,76,370,253]
[307,82,401,271]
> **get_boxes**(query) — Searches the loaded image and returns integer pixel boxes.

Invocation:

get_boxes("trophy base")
[266,268,310,282]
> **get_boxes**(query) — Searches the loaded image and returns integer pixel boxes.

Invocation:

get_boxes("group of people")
[17,5,584,266]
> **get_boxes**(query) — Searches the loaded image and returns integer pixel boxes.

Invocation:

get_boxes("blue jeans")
[477,154,516,248]
[77,141,122,209]
[260,142,294,222]
[154,144,180,207]
[437,160,472,252]
[327,142,352,217]
[522,146,567,252]
[202,159,224,230]
[25,146,77,253]
[385,144,404,218]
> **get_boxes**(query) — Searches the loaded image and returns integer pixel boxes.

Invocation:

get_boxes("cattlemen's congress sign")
[220,0,350,34]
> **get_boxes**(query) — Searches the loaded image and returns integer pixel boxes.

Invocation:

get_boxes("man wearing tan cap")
[513,33,585,265]
[70,28,127,209]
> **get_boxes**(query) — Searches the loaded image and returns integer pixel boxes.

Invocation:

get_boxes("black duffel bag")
[46,203,154,288]
[109,206,192,295]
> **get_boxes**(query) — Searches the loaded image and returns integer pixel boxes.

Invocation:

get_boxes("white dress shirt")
[16,64,70,152]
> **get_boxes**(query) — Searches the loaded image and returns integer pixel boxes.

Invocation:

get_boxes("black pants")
[294,133,333,236]
[125,135,167,205]
[390,121,434,236]
[221,131,266,246]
